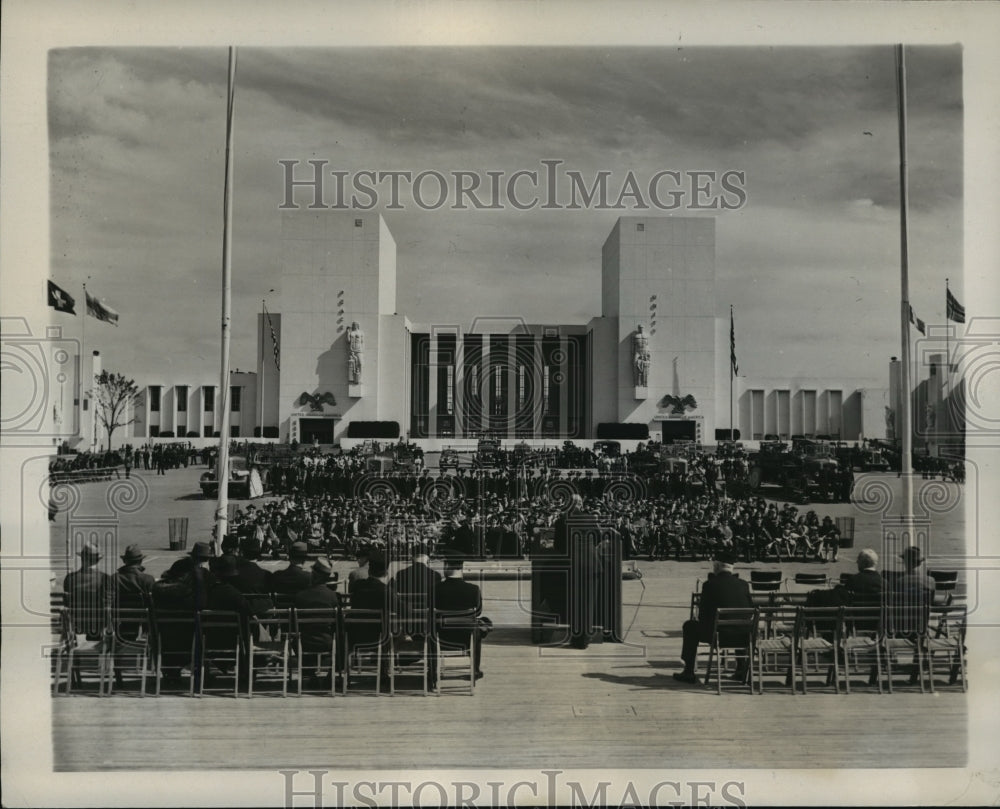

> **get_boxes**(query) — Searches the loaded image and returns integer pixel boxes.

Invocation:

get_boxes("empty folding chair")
[928,570,959,607]
[754,605,797,694]
[839,606,883,694]
[925,604,967,693]
[795,607,841,694]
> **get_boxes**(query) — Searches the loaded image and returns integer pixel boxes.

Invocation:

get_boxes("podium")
[530,513,622,644]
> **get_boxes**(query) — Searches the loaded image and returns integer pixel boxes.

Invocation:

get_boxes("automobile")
[439,448,461,471]
[593,440,621,457]
[474,437,503,468]
[199,455,270,499]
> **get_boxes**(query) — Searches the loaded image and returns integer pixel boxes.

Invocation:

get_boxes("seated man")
[432,554,487,683]
[268,541,313,596]
[392,542,442,639]
[673,550,753,684]
[63,541,113,640]
[345,554,398,685]
[293,558,341,685]
[844,548,883,607]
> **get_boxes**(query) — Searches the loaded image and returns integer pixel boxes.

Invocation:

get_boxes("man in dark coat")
[844,548,883,607]
[432,554,486,682]
[345,554,397,684]
[294,558,341,681]
[674,551,753,683]
[233,536,272,595]
[268,541,313,595]
[63,541,113,639]
[114,544,155,607]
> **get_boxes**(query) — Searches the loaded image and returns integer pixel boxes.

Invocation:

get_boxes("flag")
[729,307,738,376]
[264,303,280,370]
[86,291,119,326]
[946,288,965,323]
[908,305,926,336]
[47,280,76,314]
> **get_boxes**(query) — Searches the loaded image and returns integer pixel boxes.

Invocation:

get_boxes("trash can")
[168,517,189,551]
[836,516,856,549]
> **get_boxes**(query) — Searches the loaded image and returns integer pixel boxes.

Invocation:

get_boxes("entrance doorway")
[661,420,696,443]
[299,418,335,444]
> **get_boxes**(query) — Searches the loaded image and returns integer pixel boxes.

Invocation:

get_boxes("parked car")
[199,455,270,499]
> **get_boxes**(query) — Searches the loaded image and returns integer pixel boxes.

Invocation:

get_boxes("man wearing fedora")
[63,541,113,639]
[268,541,313,595]
[673,550,753,684]
[114,544,155,608]
[896,545,936,599]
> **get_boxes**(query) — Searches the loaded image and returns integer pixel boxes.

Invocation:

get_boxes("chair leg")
[926,646,936,695]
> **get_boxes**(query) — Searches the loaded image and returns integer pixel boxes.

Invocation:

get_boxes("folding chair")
[704,607,758,695]
[342,608,394,695]
[293,606,340,696]
[150,607,198,696]
[839,606,884,694]
[925,604,967,692]
[794,607,841,694]
[882,601,930,694]
[54,607,111,696]
[196,610,245,697]
[790,572,829,591]
[247,608,293,697]
[434,608,479,695]
[750,570,783,594]
[754,605,797,694]
[394,593,433,694]
[689,591,701,621]
[105,605,154,696]
[928,571,959,607]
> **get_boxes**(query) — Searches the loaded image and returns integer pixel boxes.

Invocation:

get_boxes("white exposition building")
[117,213,905,448]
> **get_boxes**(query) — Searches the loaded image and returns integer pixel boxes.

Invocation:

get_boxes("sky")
[46,45,963,386]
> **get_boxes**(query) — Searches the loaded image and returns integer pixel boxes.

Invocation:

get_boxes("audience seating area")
[51,595,480,698]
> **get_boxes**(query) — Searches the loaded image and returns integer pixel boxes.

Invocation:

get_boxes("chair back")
[841,605,882,638]
[793,573,829,588]
[930,604,967,640]
[749,570,783,593]
[198,609,247,654]
[711,607,757,649]
[250,608,293,642]
[797,606,842,640]
[110,606,152,644]
[343,607,390,645]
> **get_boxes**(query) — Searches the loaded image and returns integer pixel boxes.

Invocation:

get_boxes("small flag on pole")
[47,280,76,314]
[946,288,965,323]
[264,303,280,370]
[729,306,738,376]
[86,291,119,326]
[908,305,926,336]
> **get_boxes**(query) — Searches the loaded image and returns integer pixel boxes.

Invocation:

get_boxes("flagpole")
[729,305,735,441]
[895,44,915,548]
[81,281,87,449]
[214,46,238,557]
[259,297,265,441]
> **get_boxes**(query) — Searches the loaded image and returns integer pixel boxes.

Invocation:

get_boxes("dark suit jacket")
[435,577,483,651]
[697,571,753,640]
[63,567,114,635]
[346,577,397,648]
[294,584,340,651]
[393,561,442,598]
[846,569,883,606]
[268,563,312,595]
[234,559,271,594]
[114,564,155,608]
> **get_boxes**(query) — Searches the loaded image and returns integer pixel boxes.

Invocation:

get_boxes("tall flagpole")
[945,277,951,378]
[896,44,915,547]
[729,306,735,441]
[214,46,238,557]
[259,297,265,440]
[80,281,87,448]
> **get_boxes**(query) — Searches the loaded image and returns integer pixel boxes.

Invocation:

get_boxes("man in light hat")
[895,545,936,603]
[114,543,155,607]
[673,550,753,684]
[63,541,113,639]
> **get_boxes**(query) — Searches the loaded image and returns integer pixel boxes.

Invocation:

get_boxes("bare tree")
[89,370,139,450]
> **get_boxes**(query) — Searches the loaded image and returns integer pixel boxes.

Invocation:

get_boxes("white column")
[454,334,465,437]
